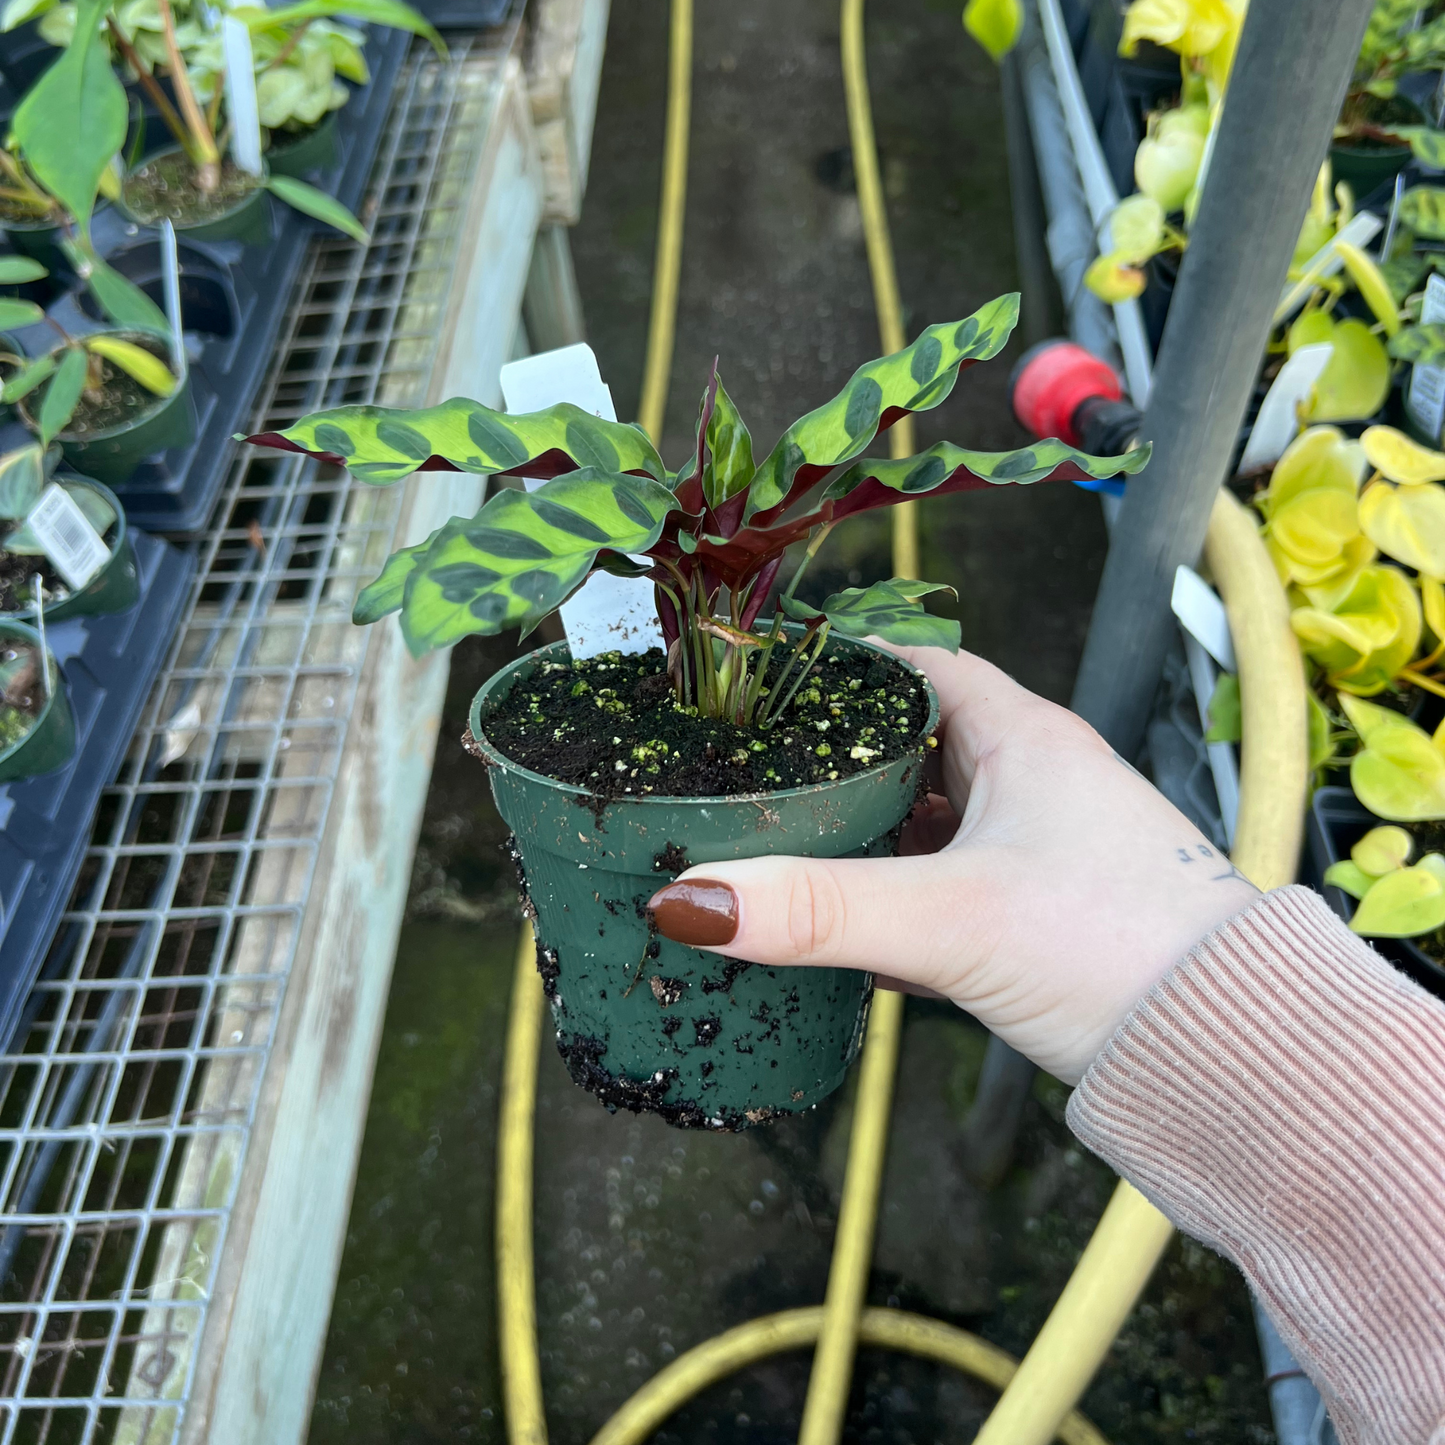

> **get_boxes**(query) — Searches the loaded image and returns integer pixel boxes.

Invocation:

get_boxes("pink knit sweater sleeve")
[1065,885,1445,1445]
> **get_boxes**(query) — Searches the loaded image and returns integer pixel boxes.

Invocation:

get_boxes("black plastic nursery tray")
[0,530,195,1049]
[0,25,409,535]
[415,0,517,30]
[1307,785,1445,1001]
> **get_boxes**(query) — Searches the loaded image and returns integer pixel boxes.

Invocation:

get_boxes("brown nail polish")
[647,880,739,948]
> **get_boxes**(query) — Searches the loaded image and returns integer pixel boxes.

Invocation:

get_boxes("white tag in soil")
[499,345,664,659]
[1408,272,1445,443]
[221,17,264,178]
[25,483,109,591]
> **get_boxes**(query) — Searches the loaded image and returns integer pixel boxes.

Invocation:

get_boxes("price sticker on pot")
[24,484,109,591]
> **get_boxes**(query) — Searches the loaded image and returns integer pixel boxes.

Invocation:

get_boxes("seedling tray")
[1306,785,1445,1001]
[0,529,195,1049]
[1,25,409,535]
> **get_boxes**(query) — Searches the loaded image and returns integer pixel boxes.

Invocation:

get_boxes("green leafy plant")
[1324,822,1445,936]
[244,294,1149,725]
[0,260,177,446]
[1339,0,1445,165]
[0,443,117,590]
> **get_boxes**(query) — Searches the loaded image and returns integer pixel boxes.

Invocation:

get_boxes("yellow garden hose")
[492,0,1312,1440]
[637,0,693,445]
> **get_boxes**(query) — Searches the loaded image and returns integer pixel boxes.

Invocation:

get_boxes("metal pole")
[1069,0,1375,757]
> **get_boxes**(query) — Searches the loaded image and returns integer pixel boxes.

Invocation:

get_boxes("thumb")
[646,851,988,994]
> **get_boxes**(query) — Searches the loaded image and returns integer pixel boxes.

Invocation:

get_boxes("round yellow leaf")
[1359,479,1445,579]
[1351,823,1413,875]
[1287,307,1335,355]
[1349,855,1445,935]
[1361,425,1445,486]
[1303,319,1391,423]
[1350,718,1445,820]
[1292,565,1420,694]
[1084,254,1147,302]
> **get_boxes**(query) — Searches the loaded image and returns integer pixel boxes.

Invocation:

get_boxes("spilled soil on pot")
[479,643,932,798]
[123,152,264,226]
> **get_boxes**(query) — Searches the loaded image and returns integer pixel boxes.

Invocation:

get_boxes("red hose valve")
[1009,340,1123,447]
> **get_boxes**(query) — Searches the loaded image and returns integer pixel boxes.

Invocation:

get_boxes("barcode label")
[1408,273,1445,442]
[25,484,110,592]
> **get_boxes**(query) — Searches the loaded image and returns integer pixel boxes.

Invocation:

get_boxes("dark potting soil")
[0,637,45,750]
[0,198,58,226]
[122,152,263,226]
[0,518,117,613]
[479,645,933,799]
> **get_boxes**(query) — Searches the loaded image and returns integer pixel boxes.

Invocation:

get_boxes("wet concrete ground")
[306,1,1274,1440]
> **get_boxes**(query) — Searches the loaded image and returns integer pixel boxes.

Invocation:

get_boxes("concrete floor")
[305,2,1274,1441]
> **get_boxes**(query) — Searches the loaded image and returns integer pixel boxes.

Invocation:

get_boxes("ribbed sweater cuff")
[1066,885,1445,1445]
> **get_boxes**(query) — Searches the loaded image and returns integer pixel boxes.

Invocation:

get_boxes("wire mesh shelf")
[0,33,515,1444]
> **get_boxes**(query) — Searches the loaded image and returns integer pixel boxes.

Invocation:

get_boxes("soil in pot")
[473,637,938,1131]
[0,634,50,751]
[20,337,173,441]
[484,644,932,796]
[0,495,122,614]
[122,151,264,227]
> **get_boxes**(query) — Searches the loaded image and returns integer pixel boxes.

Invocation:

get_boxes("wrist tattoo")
[1174,841,1253,885]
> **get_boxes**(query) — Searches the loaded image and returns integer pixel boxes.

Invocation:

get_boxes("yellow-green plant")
[1339,695,1445,819]
[1324,822,1445,937]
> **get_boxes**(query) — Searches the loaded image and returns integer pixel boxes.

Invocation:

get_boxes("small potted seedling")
[0,443,138,620]
[0,605,75,783]
[0,257,188,484]
[246,294,1147,1126]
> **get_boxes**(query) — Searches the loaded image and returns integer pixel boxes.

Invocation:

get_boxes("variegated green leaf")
[822,436,1150,518]
[353,527,440,624]
[395,470,679,655]
[1398,186,1445,240]
[1381,251,1431,304]
[744,294,1021,519]
[1359,0,1420,65]
[703,377,755,511]
[1389,324,1445,367]
[246,399,667,487]
[781,579,961,651]
[1382,125,1445,170]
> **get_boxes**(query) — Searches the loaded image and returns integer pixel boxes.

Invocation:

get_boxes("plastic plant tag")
[1275,211,1383,325]
[1407,273,1445,444]
[25,484,109,590]
[159,221,187,381]
[499,345,664,659]
[222,17,264,178]
[1238,343,1333,473]
[1171,564,1236,672]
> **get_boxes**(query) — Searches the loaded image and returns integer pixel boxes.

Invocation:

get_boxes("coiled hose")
[492,3,1311,1441]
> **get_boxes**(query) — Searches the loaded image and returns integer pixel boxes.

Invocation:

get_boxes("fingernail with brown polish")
[647,880,739,947]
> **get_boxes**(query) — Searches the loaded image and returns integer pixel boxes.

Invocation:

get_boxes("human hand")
[647,646,1260,1083]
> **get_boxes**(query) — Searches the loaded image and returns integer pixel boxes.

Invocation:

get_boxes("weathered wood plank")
[527,0,611,224]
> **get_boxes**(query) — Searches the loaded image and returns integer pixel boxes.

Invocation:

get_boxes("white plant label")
[222,17,264,178]
[1408,272,1445,444]
[1171,564,1236,673]
[499,345,664,659]
[1237,342,1333,474]
[25,484,109,591]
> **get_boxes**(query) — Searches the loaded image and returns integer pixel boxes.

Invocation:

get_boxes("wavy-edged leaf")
[1389,324,1445,368]
[1,353,56,405]
[821,436,1150,519]
[1398,185,1445,240]
[745,293,1021,520]
[353,527,438,624]
[1361,425,1445,485]
[0,258,46,286]
[245,398,667,487]
[37,346,86,445]
[394,469,679,655]
[266,175,369,243]
[84,336,175,396]
[0,445,44,521]
[781,579,961,651]
[12,0,126,237]
[1382,125,1445,172]
[0,298,44,329]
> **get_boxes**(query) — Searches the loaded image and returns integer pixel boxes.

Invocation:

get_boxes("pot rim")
[1,474,127,619]
[0,618,60,762]
[18,334,187,445]
[468,631,941,810]
[121,145,270,227]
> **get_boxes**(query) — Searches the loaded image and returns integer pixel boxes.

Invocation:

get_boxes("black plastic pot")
[3,477,139,623]
[267,111,341,178]
[0,621,74,783]
[75,239,237,338]
[1306,785,1445,1000]
[1330,97,1423,199]
[120,149,273,247]
[0,212,73,280]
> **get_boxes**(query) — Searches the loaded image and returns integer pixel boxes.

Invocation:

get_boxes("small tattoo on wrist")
[1174,841,1251,885]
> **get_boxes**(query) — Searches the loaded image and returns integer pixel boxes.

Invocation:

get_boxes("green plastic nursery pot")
[120,149,273,246]
[0,621,74,783]
[6,478,139,623]
[469,635,939,1130]
[266,112,340,178]
[1329,139,1412,199]
[22,353,196,486]
[0,213,68,273]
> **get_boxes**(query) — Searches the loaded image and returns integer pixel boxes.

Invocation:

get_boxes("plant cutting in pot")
[0,616,75,782]
[244,293,1148,1127]
[0,442,138,619]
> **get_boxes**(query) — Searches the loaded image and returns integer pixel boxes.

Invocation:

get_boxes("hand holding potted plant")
[245,294,1146,1126]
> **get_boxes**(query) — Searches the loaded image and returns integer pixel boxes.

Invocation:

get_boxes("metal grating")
[0,33,514,1444]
